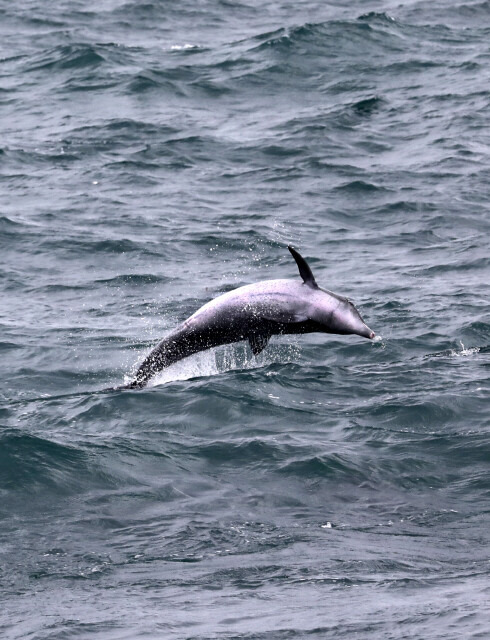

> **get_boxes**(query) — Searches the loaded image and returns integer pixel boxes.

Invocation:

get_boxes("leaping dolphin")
[120,246,375,389]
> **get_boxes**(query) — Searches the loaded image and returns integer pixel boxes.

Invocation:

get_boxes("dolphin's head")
[313,289,375,340]
[288,245,375,340]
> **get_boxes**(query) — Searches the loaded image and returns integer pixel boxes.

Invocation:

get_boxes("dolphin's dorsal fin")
[288,246,318,288]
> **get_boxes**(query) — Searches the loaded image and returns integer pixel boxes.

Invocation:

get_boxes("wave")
[250,16,405,57]
[0,430,118,498]
[6,15,425,98]
[94,273,170,287]
[24,42,132,72]
[334,180,391,193]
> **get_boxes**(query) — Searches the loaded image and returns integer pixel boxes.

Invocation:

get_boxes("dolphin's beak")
[358,324,375,340]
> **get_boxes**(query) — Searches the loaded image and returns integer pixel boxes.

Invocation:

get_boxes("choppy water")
[1,1,489,638]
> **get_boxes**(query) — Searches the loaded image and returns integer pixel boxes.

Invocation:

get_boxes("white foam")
[170,44,197,51]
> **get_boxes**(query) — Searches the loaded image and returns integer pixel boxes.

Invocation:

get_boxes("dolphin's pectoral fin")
[288,245,318,288]
[248,333,270,356]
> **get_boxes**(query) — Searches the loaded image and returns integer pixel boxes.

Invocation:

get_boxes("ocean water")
[1,0,489,637]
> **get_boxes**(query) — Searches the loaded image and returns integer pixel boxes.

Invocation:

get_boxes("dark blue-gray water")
[1,1,489,638]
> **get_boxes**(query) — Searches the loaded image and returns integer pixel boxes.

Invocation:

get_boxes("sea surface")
[1,1,489,638]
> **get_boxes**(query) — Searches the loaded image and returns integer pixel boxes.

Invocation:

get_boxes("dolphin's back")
[185,279,310,329]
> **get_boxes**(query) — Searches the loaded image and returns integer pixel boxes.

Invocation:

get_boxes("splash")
[146,340,301,386]
[450,341,480,357]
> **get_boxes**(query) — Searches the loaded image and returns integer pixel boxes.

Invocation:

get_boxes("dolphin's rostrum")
[121,246,375,389]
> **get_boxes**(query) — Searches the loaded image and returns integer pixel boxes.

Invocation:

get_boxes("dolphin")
[120,246,375,389]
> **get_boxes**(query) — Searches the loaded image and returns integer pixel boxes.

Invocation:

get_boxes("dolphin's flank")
[118,246,375,389]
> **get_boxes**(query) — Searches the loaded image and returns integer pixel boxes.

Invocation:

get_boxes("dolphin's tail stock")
[105,369,158,391]
[102,344,168,391]
[114,379,146,391]
[123,346,168,389]
[113,330,190,390]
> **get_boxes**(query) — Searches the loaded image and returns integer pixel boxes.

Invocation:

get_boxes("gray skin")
[121,246,375,389]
